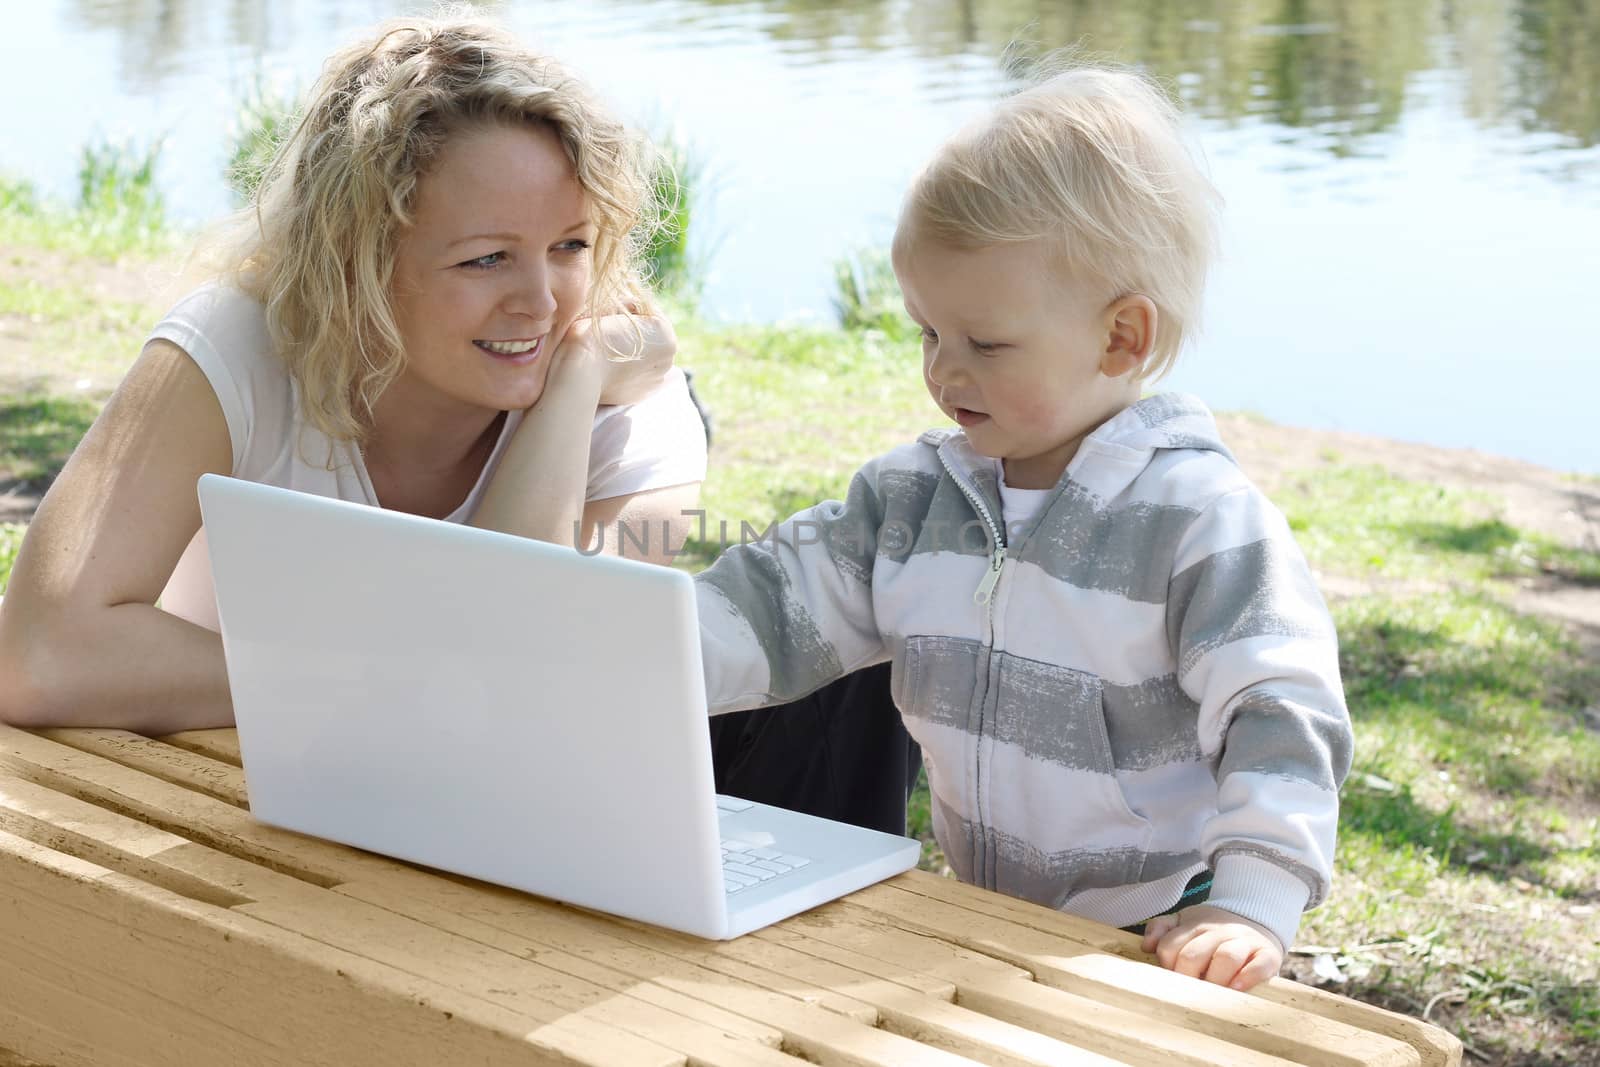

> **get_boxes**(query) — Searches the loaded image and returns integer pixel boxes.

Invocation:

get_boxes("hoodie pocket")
[894,635,982,729]
[893,635,984,884]
[989,652,1153,894]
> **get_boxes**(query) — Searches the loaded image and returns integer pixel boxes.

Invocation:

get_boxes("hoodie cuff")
[1203,853,1312,952]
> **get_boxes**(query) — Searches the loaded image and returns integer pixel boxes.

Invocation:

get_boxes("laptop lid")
[197,474,730,935]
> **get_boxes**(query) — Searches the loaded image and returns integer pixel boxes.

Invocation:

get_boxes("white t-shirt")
[152,282,707,631]
[995,458,1053,541]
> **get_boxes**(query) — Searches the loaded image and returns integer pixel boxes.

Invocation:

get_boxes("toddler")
[695,65,1352,991]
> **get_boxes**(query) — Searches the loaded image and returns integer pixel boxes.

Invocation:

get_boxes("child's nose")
[926,347,966,388]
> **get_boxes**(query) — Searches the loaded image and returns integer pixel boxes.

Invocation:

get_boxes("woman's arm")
[0,340,235,731]
[470,313,690,549]
[582,482,703,566]
[468,335,604,546]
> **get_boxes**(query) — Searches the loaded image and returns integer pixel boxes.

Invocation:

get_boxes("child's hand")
[1140,904,1283,991]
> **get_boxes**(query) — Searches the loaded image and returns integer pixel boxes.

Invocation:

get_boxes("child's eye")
[920,326,938,344]
[556,238,592,253]
[460,251,506,269]
[971,338,998,354]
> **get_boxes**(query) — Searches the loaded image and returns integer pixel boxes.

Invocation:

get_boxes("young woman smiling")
[0,15,704,732]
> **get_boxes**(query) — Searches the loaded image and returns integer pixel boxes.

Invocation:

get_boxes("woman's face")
[390,121,596,420]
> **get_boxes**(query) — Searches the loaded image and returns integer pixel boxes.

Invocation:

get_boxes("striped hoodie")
[695,393,1353,949]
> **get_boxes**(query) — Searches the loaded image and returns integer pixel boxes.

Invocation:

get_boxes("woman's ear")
[1100,294,1157,379]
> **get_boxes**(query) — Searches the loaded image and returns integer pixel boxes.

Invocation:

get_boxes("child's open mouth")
[475,337,543,365]
[953,407,989,428]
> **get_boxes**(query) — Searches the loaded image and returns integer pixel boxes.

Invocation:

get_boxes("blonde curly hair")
[209,10,654,442]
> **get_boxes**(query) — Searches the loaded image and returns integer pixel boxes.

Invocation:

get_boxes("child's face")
[893,235,1145,489]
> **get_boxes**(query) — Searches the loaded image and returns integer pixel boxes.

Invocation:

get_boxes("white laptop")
[197,474,919,939]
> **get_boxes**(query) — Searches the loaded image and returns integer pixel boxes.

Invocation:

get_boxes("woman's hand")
[551,313,677,407]
[1140,904,1284,991]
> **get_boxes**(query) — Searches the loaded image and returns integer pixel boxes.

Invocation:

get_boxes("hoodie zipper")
[936,447,1009,888]
[936,452,1009,606]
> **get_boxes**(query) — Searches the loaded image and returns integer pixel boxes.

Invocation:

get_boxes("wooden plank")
[608,922,1130,1067]
[846,881,1420,1067]
[0,772,807,1067]
[0,1046,52,1067]
[344,879,1013,1067]
[0,774,251,907]
[892,871,1461,1067]
[0,726,350,887]
[1,727,1004,1066]
[888,870,1145,955]
[960,978,1308,1067]
[0,829,681,1067]
[31,729,248,807]
[153,728,241,767]
[609,919,894,1022]
[0,747,994,1067]
[758,900,1033,990]
[0,727,1450,1066]
[1252,981,1462,1067]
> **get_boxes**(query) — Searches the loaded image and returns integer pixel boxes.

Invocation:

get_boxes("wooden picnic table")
[0,723,1461,1067]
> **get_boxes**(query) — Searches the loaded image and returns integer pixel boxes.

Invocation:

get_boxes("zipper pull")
[973,547,1006,605]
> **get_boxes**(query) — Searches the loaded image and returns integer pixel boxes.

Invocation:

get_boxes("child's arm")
[1168,480,1355,970]
[696,459,892,715]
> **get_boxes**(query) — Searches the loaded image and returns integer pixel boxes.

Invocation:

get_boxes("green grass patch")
[676,318,933,531]
[0,139,179,261]
[1337,592,1600,798]
[0,523,23,595]
[0,273,165,395]
[224,81,301,204]
[1279,464,1600,584]
[831,245,915,340]
[642,132,707,306]
[1297,585,1600,1060]
[0,389,98,485]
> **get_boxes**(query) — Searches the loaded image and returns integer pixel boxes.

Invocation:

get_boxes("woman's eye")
[461,252,505,269]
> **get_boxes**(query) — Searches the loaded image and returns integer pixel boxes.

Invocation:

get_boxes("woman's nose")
[506,262,558,322]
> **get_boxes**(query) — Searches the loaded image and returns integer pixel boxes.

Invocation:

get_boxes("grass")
[642,132,707,306]
[1278,465,1600,585]
[0,139,178,261]
[0,525,22,586]
[0,389,99,486]
[2,177,1598,1066]
[224,80,302,204]
[831,245,916,340]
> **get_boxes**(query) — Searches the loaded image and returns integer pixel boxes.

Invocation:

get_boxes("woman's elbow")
[0,616,73,728]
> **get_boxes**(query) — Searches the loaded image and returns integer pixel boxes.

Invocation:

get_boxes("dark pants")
[707,662,922,837]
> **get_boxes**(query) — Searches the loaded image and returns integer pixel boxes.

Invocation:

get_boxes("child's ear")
[1100,294,1157,379]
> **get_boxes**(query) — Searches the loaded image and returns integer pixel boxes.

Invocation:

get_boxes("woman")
[0,14,701,733]
[0,11,918,839]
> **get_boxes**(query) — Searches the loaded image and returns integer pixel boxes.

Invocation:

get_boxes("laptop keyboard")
[715,795,811,894]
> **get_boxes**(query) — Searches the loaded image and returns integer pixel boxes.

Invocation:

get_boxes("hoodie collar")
[922,392,1236,495]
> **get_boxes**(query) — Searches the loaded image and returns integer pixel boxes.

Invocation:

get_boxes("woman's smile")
[475,336,544,365]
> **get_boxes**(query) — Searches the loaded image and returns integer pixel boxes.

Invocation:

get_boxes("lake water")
[2,0,1597,473]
